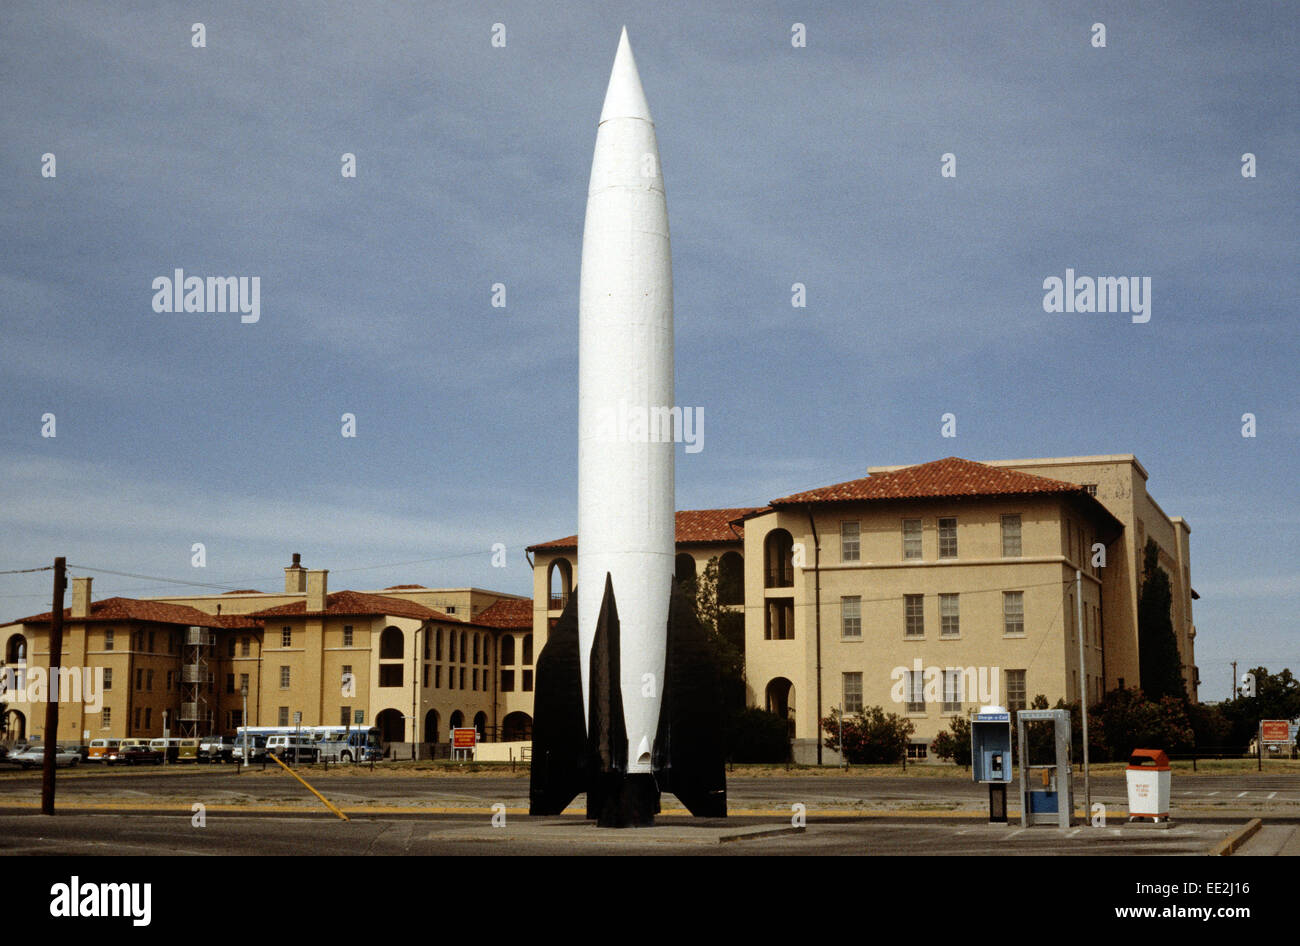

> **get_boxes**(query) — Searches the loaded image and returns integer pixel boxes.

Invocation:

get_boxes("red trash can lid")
[1127,748,1170,770]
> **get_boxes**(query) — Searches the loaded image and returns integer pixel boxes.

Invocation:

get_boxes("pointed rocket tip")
[599,27,652,124]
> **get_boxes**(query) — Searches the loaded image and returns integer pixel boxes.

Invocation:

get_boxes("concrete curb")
[1208,817,1261,856]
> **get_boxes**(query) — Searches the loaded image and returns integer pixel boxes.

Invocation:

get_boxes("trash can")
[1126,749,1171,821]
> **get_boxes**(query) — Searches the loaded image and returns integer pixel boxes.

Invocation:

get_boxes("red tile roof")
[474,598,533,629]
[771,457,1090,505]
[221,589,264,595]
[384,584,427,590]
[251,590,453,622]
[527,508,758,552]
[13,597,243,628]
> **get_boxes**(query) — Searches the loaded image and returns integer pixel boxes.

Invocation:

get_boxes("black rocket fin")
[528,587,587,815]
[653,577,728,817]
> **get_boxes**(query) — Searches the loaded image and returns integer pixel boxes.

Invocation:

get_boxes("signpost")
[452,727,477,761]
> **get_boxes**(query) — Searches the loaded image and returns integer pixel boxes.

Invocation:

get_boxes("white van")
[265,734,318,763]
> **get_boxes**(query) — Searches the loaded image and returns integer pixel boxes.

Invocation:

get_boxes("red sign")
[452,727,477,749]
[1260,720,1291,743]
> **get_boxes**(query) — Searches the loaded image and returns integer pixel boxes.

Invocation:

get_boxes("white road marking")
[1268,792,1278,799]
[1237,791,1248,798]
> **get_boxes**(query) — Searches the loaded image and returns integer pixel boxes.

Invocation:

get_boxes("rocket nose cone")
[599,27,653,124]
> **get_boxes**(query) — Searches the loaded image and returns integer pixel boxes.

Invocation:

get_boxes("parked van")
[265,734,318,763]
[87,738,122,762]
[231,734,268,763]
[148,738,200,762]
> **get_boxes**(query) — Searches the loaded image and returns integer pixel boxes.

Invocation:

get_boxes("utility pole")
[1231,661,1237,701]
[1076,569,1090,822]
[41,557,67,816]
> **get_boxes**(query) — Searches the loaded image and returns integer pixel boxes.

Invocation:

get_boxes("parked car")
[10,745,80,769]
[106,744,163,766]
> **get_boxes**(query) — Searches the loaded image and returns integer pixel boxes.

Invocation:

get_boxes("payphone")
[970,706,1013,822]
[1016,708,1074,828]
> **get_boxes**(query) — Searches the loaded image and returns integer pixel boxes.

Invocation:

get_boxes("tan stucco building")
[0,556,534,754]
[528,455,1198,763]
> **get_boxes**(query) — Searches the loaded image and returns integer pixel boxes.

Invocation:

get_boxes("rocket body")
[577,28,674,775]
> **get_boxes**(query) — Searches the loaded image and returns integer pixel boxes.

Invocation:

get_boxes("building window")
[379,665,403,688]
[228,637,236,657]
[147,631,155,652]
[423,633,430,661]
[435,628,443,661]
[939,594,960,637]
[280,666,290,689]
[904,594,924,637]
[422,664,429,688]
[523,634,533,665]
[340,706,351,726]
[765,599,795,640]
[902,519,922,560]
[1001,514,1022,557]
[841,596,861,639]
[104,629,114,651]
[145,708,152,729]
[523,669,534,692]
[906,670,925,713]
[459,668,465,690]
[226,673,235,694]
[169,632,176,654]
[241,637,250,657]
[1083,484,1097,496]
[134,708,141,730]
[472,669,479,691]
[840,521,860,562]
[502,670,515,692]
[938,518,957,558]
[435,665,442,688]
[501,635,516,666]
[1006,670,1026,712]
[103,668,112,690]
[1003,591,1025,635]
[278,707,289,726]
[281,627,292,648]
[135,668,143,690]
[473,635,479,664]
[764,529,795,588]
[943,669,963,713]
[460,633,467,663]
[907,743,928,760]
[102,707,111,728]
[229,710,243,729]
[843,672,863,714]
[343,625,353,647]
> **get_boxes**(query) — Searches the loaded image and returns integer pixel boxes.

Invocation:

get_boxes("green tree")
[725,708,790,763]
[821,706,915,764]
[1219,666,1300,751]
[1137,539,1187,701]
[930,715,972,766]
[682,557,747,714]
[1095,687,1194,760]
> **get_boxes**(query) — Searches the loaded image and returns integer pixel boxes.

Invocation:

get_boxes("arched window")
[547,558,573,610]
[472,634,479,664]
[500,635,516,666]
[764,529,795,588]
[435,627,443,660]
[675,553,697,583]
[5,634,27,664]
[719,551,744,605]
[459,632,467,663]
[523,634,533,665]
[379,626,404,660]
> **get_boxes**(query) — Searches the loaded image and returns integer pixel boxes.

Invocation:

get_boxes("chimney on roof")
[306,569,328,612]
[284,553,306,593]
[71,576,92,618]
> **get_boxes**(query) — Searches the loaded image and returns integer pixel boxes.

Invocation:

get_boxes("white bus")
[234,725,381,763]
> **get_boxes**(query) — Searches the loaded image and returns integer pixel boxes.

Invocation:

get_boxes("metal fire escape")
[178,625,214,737]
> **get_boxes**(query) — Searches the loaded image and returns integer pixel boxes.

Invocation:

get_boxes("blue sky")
[1,2,1295,696]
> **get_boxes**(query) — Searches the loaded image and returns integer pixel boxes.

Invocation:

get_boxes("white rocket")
[576,26,675,777]
[530,28,724,828]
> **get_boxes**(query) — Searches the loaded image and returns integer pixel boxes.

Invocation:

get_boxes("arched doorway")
[449,710,464,731]
[3,710,25,741]
[473,711,488,742]
[379,626,404,659]
[765,677,795,739]
[547,558,573,610]
[5,634,27,664]
[764,529,794,587]
[502,712,532,742]
[376,708,405,745]
[500,634,516,666]
[424,709,440,745]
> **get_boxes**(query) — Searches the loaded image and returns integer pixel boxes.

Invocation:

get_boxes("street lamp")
[240,685,249,769]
